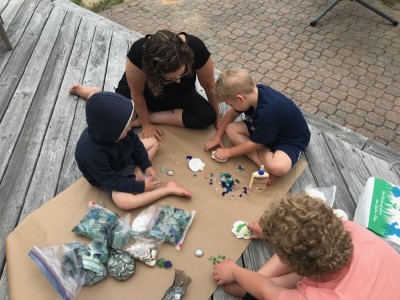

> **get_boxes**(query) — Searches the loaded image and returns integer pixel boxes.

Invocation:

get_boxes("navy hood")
[86,92,134,143]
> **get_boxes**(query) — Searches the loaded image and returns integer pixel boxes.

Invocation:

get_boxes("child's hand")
[213,259,236,286]
[248,221,263,240]
[144,175,161,191]
[213,148,230,161]
[145,166,158,178]
[204,137,223,151]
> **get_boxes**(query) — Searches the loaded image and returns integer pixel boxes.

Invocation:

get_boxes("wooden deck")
[0,0,399,299]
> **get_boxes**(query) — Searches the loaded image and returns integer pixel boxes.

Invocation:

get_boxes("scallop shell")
[211,150,228,163]
[188,158,205,172]
[231,221,251,239]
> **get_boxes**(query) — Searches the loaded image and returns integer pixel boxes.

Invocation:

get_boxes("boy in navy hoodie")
[75,92,191,210]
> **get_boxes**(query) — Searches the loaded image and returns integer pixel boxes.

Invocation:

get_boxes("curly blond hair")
[215,68,255,101]
[260,194,353,277]
[142,30,194,97]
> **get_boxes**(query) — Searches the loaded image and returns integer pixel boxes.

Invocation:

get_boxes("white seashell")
[231,221,251,239]
[188,158,205,172]
[146,260,156,267]
[211,150,228,163]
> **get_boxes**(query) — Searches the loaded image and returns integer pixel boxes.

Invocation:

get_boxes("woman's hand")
[213,260,237,286]
[142,124,164,143]
[204,136,223,151]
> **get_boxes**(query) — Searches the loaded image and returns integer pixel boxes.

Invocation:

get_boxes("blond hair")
[215,68,255,100]
[260,194,353,278]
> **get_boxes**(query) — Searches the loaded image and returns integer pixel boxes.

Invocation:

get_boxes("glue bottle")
[249,165,269,192]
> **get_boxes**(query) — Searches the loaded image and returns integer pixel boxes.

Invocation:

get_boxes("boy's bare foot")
[166,181,192,198]
[69,84,101,100]
[248,221,263,240]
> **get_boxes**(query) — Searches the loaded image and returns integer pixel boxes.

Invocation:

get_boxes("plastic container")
[249,165,269,192]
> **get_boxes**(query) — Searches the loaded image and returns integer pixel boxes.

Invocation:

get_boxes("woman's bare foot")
[69,84,101,100]
[248,221,263,240]
[166,181,192,198]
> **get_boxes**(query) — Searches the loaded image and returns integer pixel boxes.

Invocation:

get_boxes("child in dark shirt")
[205,68,310,183]
[75,92,191,210]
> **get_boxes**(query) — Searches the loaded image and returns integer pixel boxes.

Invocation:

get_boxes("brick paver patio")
[100,0,400,151]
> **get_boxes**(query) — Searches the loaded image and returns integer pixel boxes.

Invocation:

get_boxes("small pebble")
[195,249,204,257]
[167,170,174,176]
[164,260,173,268]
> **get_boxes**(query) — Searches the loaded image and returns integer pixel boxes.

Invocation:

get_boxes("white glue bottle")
[249,165,269,192]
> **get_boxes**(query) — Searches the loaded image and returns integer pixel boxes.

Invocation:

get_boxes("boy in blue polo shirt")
[205,68,310,183]
[75,92,191,209]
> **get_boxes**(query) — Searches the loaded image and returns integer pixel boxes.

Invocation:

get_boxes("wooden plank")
[0,3,65,185]
[0,0,45,71]
[361,153,400,186]
[57,25,112,194]
[0,264,9,300]
[18,18,96,221]
[305,126,356,219]
[290,152,317,193]
[0,0,23,31]
[0,4,62,182]
[301,109,367,150]
[0,4,69,269]
[0,0,15,72]
[324,132,373,203]
[103,32,131,92]
[0,0,11,14]
[52,0,143,40]
[363,139,400,165]
[393,163,400,178]
[0,10,81,298]
[0,0,52,120]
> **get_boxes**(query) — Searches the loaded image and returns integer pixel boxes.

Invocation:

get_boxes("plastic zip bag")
[131,205,161,232]
[72,202,120,240]
[29,243,86,300]
[131,204,196,250]
[125,236,163,266]
[305,185,337,207]
[112,213,135,249]
[148,205,196,250]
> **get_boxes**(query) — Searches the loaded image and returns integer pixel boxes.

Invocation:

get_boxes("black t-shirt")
[117,32,210,98]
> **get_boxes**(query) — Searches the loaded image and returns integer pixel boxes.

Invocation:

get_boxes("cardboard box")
[354,177,400,246]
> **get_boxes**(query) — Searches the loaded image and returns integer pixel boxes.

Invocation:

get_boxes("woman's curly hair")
[260,194,353,278]
[142,30,194,97]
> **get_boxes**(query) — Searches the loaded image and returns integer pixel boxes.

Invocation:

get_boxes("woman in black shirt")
[70,30,220,142]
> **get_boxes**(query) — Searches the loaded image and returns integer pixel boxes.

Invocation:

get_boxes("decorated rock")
[107,250,136,281]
